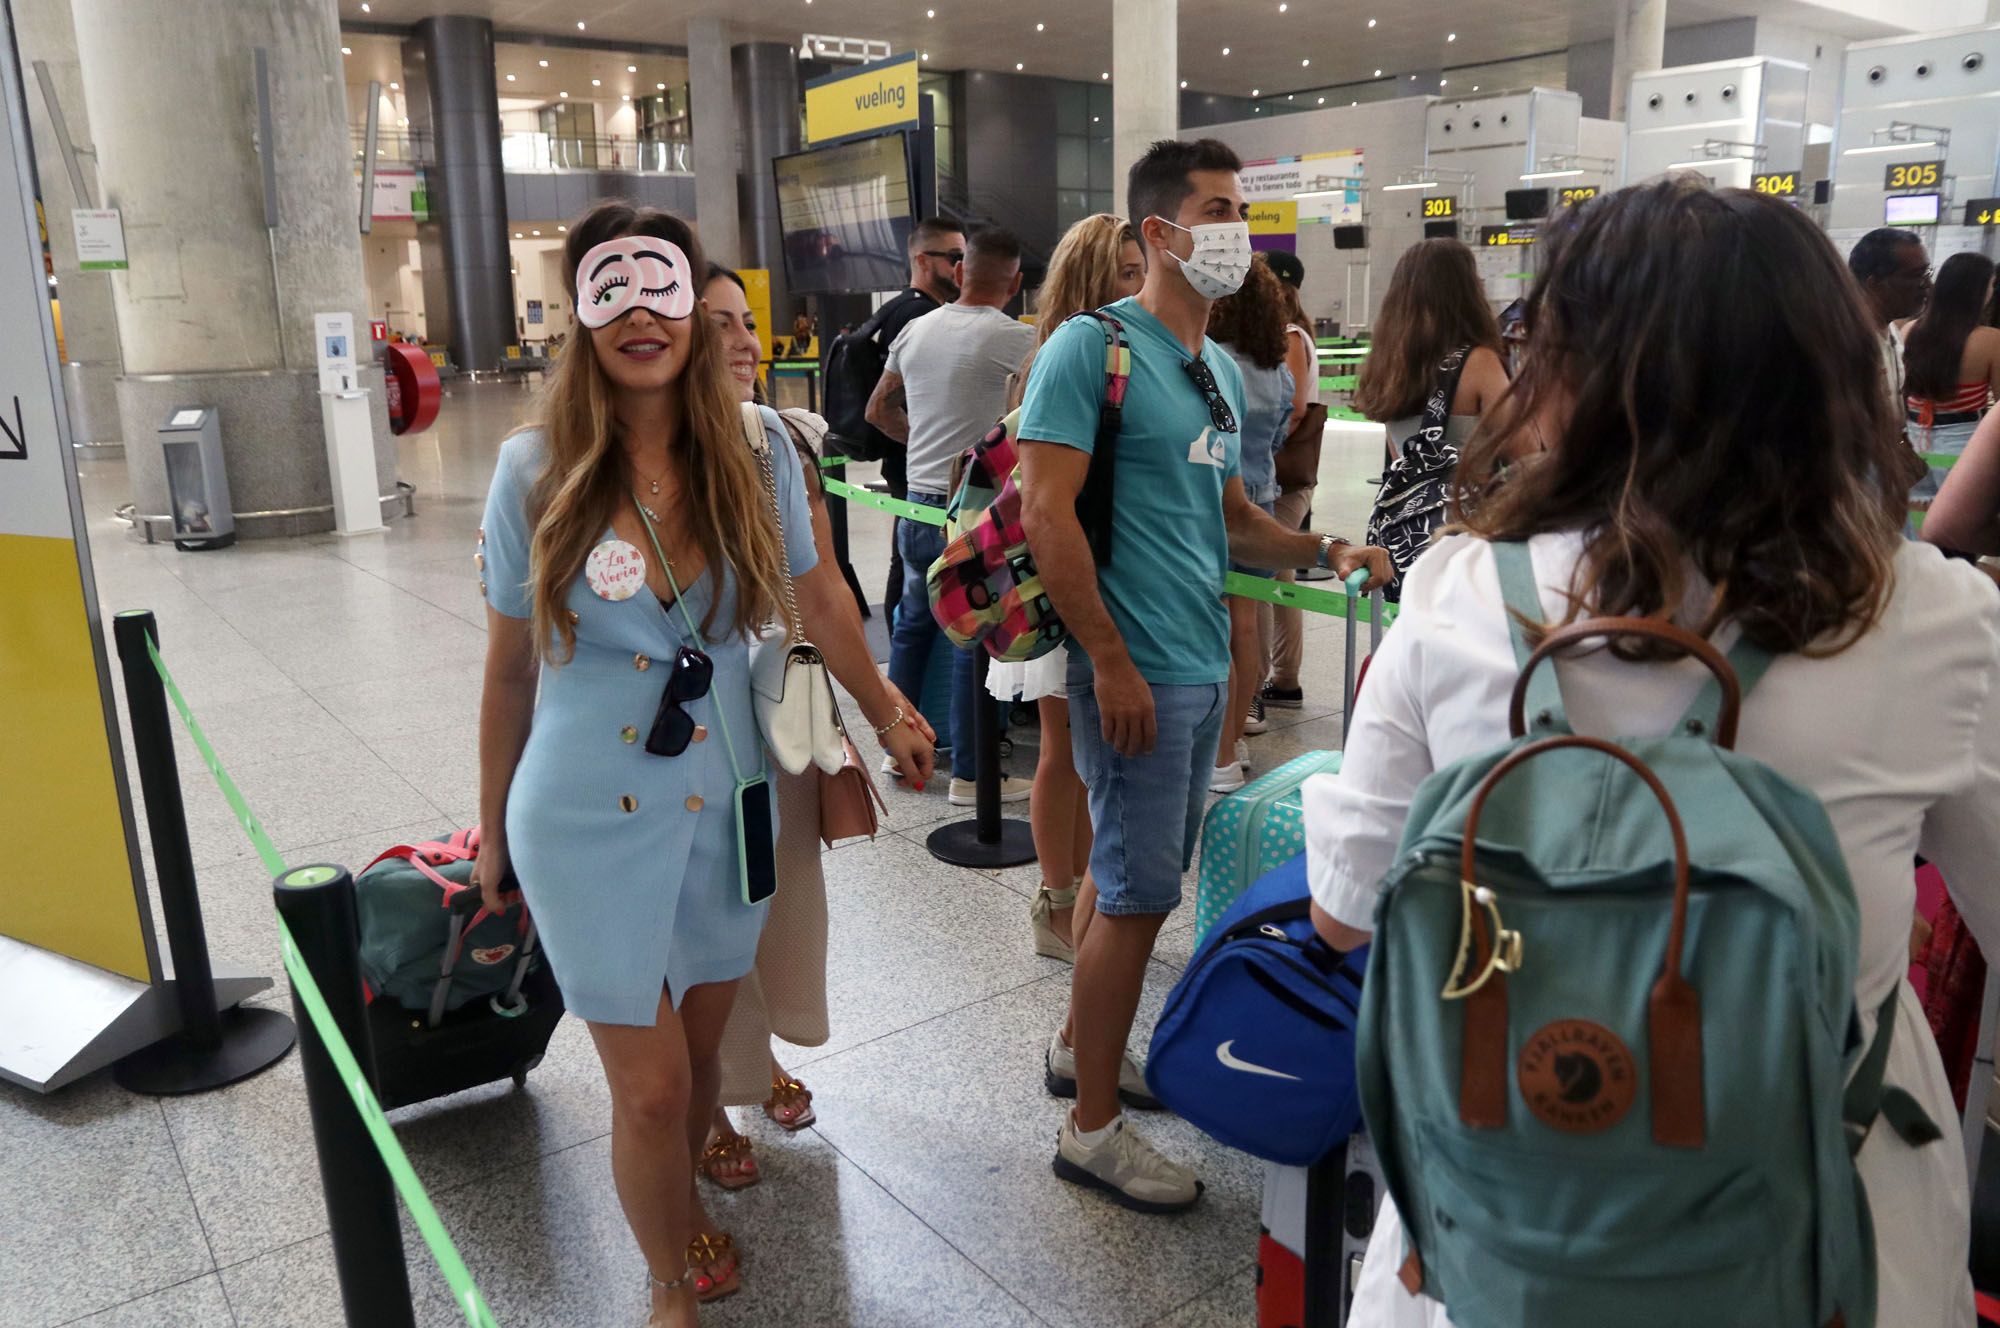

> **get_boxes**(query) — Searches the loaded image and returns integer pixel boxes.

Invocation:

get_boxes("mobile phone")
[735,777,778,906]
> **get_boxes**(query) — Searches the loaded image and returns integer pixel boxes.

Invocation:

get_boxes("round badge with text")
[1517,1019,1637,1135]
[585,539,647,601]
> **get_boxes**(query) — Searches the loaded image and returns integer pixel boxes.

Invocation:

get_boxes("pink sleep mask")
[574,236,697,328]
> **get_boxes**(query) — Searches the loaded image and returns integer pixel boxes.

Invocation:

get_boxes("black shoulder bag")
[1363,346,1470,603]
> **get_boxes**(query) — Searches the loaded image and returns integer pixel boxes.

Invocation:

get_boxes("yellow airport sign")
[805,52,920,146]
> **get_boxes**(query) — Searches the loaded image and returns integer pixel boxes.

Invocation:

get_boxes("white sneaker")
[1209,762,1246,794]
[1053,1112,1203,1213]
[1235,738,1251,773]
[1044,1028,1162,1109]
[949,776,1031,806]
[879,752,906,780]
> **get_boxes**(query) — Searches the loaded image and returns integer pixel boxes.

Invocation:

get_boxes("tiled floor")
[6,381,1383,1328]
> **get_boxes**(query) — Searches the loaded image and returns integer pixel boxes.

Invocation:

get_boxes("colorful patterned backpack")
[926,311,1129,662]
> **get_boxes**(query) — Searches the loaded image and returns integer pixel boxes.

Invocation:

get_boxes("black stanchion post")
[111,610,295,1095]
[927,649,1035,867]
[274,864,417,1328]
[1302,1152,1344,1326]
[822,451,871,620]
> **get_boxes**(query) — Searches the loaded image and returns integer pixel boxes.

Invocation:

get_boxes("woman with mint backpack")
[1305,179,1999,1325]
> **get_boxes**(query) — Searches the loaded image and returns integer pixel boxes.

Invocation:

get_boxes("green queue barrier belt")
[144,634,500,1328]
[817,478,1397,625]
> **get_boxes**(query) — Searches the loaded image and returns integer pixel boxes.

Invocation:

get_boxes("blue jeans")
[1065,651,1227,916]
[886,497,979,781]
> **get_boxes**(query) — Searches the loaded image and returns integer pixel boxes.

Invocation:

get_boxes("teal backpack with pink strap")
[1354,540,1939,1328]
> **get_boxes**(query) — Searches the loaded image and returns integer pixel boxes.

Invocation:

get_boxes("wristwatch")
[1314,534,1349,570]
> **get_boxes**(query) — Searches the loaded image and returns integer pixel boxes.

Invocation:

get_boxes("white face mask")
[1155,217,1253,300]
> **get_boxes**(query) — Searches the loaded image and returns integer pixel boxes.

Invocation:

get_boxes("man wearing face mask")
[1017,138,1392,1214]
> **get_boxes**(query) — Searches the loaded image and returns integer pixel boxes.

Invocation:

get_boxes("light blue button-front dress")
[479,407,816,1026]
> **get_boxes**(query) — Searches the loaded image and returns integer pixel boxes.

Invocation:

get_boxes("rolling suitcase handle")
[1339,569,1386,720]
[428,878,534,1029]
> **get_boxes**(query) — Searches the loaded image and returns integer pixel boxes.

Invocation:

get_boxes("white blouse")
[1305,531,2000,1328]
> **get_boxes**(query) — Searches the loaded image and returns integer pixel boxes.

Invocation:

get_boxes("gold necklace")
[625,447,671,497]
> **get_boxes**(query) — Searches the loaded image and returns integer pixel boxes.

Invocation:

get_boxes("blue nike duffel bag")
[1145,855,1368,1166]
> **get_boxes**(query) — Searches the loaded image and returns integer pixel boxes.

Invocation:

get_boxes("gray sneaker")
[1045,1028,1163,1110]
[1053,1113,1203,1213]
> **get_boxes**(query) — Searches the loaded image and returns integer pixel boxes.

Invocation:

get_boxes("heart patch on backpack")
[471,944,517,966]
[1517,1019,1636,1134]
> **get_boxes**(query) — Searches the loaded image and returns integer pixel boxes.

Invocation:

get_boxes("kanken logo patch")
[471,945,517,966]
[1518,1019,1636,1134]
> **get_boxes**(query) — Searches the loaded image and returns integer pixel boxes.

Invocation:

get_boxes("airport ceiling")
[338,1,1901,99]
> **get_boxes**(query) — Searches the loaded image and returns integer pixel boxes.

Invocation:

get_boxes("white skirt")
[986,644,1070,703]
[1347,978,1975,1328]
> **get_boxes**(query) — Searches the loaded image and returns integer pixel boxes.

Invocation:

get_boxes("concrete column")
[1611,0,1668,122]
[732,42,802,324]
[1112,0,1176,209]
[411,16,512,373]
[68,0,396,537]
[688,18,742,267]
[13,0,123,447]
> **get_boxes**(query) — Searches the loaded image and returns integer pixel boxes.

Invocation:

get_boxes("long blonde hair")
[527,202,784,662]
[1034,213,1140,344]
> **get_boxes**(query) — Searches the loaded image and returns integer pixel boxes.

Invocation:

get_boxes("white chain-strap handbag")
[741,402,845,776]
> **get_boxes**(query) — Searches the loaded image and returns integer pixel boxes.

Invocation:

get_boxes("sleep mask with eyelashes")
[574,236,697,328]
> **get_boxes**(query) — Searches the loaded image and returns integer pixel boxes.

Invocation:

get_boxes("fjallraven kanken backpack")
[926,310,1128,662]
[1356,540,1938,1328]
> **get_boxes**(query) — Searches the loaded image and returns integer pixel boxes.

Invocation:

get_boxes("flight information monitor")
[772,132,916,294]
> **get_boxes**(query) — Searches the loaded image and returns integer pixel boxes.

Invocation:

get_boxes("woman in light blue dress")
[472,203,933,1328]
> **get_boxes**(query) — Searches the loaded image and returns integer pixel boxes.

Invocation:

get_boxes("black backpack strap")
[1404,346,1471,457]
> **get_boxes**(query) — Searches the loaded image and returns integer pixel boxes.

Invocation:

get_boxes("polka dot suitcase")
[1193,749,1343,943]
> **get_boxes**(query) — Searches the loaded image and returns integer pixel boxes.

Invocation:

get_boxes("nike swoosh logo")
[1215,1039,1303,1081]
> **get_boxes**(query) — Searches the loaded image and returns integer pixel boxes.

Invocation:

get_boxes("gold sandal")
[763,1075,817,1130]
[687,1231,740,1303]
[1031,881,1080,963]
[699,1130,760,1191]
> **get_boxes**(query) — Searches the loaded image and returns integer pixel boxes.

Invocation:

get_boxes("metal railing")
[500,131,691,175]
[349,126,692,175]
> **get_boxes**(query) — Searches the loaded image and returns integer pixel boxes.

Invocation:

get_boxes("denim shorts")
[1065,653,1227,916]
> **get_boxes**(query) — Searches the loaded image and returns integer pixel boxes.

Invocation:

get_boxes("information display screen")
[772,132,916,294]
[1504,188,1551,221]
[1884,192,1942,226]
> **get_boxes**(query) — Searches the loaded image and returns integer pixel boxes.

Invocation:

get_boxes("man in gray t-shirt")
[867,227,1036,798]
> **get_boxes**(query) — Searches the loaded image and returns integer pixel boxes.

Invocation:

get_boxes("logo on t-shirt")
[1186,427,1228,469]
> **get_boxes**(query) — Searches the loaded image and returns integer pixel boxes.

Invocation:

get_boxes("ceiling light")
[1180,79,1188,88]
[539,58,549,67]
[1368,16,1377,25]
[576,20,586,29]
[927,7,935,14]
[531,229,541,236]
[388,81,399,89]
[1374,69,1382,77]
[1301,58,1310,67]
[1352,100,1359,106]
[1016,61,1025,70]
[340,46,352,55]
[1295,188,1351,199]
[592,78,601,86]
[657,81,667,89]
[1440,78,1448,86]
[1279,1,1287,9]
[1668,156,1753,169]
[558,225,567,232]
[627,65,638,73]
[1252,87,1260,95]
[1317,96,1325,103]
[1101,71,1109,79]
[1036,21,1045,30]
[1520,169,1584,180]
[559,90,569,98]
[921,51,930,60]
[359,1,369,9]
[1448,32,1457,41]
[1381,180,1439,191]
[1287,93,1294,100]
[1472,85,1479,91]
[514,232,523,239]
[1223,46,1231,55]
[622,93,631,100]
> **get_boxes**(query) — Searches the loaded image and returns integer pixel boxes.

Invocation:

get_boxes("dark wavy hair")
[1903,251,1996,400]
[1451,177,1902,658]
[1206,254,1291,370]
[1352,238,1500,421]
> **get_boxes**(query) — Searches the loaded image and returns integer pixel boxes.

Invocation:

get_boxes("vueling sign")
[805,52,921,145]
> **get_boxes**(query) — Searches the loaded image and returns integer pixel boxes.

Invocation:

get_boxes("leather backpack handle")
[1457,734,1707,1148]
[1508,616,1742,749]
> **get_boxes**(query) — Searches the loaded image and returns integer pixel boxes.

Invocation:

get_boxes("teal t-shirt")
[1017,297,1244,686]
